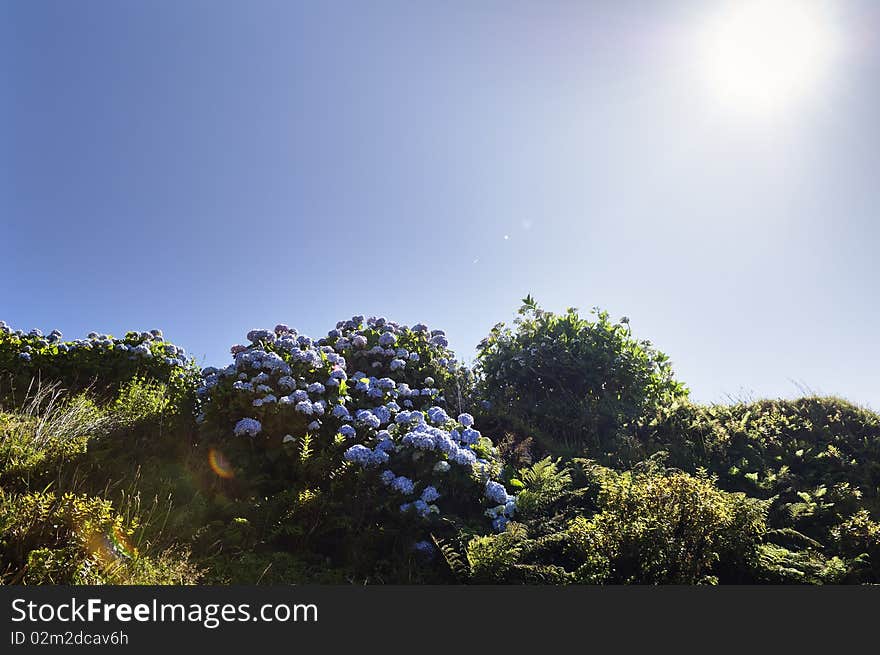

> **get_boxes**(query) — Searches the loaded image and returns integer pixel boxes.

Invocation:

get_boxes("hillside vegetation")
[1,301,877,585]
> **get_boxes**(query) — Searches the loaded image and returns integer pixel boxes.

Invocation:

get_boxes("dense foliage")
[0,320,199,413]
[0,303,878,585]
[475,296,687,458]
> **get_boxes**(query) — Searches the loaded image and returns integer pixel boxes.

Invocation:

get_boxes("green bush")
[642,397,880,579]
[0,322,200,414]
[565,467,767,584]
[475,296,687,459]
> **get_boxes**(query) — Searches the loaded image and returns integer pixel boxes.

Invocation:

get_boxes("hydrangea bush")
[198,316,518,546]
[0,321,200,412]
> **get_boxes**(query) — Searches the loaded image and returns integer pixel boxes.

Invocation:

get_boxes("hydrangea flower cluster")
[484,480,518,532]
[0,320,198,401]
[200,315,517,532]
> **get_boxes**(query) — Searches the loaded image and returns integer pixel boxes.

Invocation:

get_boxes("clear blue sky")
[2,1,878,408]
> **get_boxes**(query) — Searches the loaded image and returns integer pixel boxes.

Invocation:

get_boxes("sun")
[693,0,841,117]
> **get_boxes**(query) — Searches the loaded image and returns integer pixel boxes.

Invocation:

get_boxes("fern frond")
[433,535,469,582]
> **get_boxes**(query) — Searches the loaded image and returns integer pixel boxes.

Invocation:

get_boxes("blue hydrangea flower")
[233,418,262,437]
[492,516,509,532]
[343,445,373,465]
[375,436,395,453]
[451,447,476,466]
[339,425,357,439]
[246,329,275,343]
[485,480,510,505]
[355,409,381,429]
[460,428,481,445]
[413,540,435,556]
[372,405,392,425]
[420,486,440,503]
[433,460,450,474]
[391,476,415,495]
[427,406,450,425]
[458,413,475,427]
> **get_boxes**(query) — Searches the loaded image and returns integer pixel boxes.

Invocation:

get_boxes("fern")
[433,535,469,582]
[299,434,313,462]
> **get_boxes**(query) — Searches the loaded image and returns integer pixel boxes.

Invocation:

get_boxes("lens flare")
[208,447,235,479]
[84,524,135,568]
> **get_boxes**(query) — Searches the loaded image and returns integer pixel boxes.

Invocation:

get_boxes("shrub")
[0,381,108,492]
[475,296,687,459]
[0,321,200,413]
[196,316,518,579]
[643,397,880,565]
[565,467,767,584]
[830,510,880,582]
[0,490,200,584]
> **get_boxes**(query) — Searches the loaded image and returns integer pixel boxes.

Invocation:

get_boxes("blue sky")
[2,1,879,408]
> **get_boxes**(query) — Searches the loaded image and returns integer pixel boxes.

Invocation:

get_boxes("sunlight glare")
[694,0,841,117]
